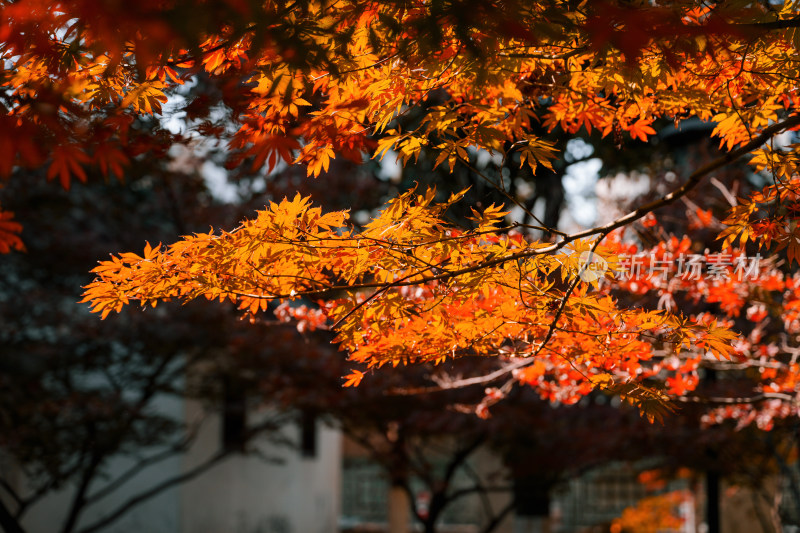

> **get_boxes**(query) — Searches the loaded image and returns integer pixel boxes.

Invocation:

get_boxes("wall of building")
[8,394,341,533]
[180,400,342,533]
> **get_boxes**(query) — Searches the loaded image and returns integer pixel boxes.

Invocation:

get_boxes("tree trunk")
[388,484,410,533]
[706,468,720,533]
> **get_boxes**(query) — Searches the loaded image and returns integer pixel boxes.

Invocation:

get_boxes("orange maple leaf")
[47,145,91,190]
[628,119,657,142]
[342,369,365,387]
[0,209,24,253]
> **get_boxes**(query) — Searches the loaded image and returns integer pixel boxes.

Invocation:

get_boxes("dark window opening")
[300,410,317,458]
[222,377,247,452]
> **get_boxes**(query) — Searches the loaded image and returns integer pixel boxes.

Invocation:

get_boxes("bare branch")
[75,450,233,533]
[675,392,797,405]
[479,499,515,533]
[85,442,189,505]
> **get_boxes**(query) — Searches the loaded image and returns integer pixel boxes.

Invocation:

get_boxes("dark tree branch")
[85,442,188,505]
[0,498,25,533]
[60,451,102,533]
[59,350,180,533]
[479,499,515,533]
[738,15,800,30]
[445,484,513,504]
[441,435,486,490]
[75,449,232,533]
[460,460,498,523]
[0,480,22,514]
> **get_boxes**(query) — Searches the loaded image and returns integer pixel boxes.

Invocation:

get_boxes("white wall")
[180,401,342,533]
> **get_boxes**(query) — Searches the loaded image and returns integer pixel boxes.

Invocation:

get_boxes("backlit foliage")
[610,490,687,533]
[4,0,800,421]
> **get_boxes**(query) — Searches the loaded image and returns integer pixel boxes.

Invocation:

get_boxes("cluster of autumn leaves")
[4,0,800,422]
[79,184,757,421]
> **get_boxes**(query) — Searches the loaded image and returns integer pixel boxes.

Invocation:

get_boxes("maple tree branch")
[530,237,605,362]
[565,113,800,242]
[231,114,800,305]
[163,0,305,68]
[498,47,588,60]
[371,117,800,395]
[329,263,438,330]
[162,24,257,69]
[457,155,566,237]
[310,53,399,80]
[674,392,797,405]
[387,359,532,394]
[709,176,738,206]
[738,15,800,30]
